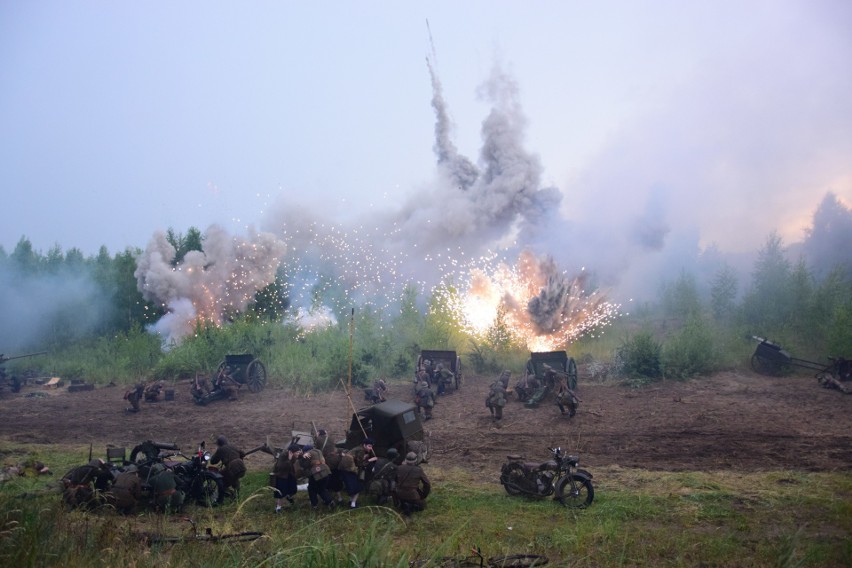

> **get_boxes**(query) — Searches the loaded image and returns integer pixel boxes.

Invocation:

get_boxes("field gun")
[0,351,47,393]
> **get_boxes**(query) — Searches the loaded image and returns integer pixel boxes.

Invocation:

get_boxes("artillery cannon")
[750,336,851,388]
[0,351,47,393]
[192,354,267,405]
[516,351,578,407]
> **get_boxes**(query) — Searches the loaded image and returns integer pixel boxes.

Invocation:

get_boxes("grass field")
[1,442,850,567]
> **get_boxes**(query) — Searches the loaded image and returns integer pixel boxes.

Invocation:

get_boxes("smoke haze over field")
[1,2,851,341]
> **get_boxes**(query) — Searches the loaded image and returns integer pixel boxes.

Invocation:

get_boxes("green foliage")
[660,270,702,320]
[662,315,719,378]
[617,330,663,384]
[709,263,738,322]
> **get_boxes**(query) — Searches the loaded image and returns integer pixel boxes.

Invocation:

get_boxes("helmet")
[216,435,228,446]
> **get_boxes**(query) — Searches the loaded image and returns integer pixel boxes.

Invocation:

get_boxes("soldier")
[555,374,580,417]
[415,381,435,420]
[143,380,165,402]
[210,435,247,497]
[148,463,184,513]
[486,371,510,421]
[190,373,212,401]
[106,465,143,514]
[818,374,851,394]
[434,363,454,395]
[393,451,431,516]
[347,438,378,508]
[418,357,434,384]
[364,379,388,404]
[368,447,399,505]
[123,383,144,413]
[216,366,240,401]
[272,444,301,512]
[298,444,335,509]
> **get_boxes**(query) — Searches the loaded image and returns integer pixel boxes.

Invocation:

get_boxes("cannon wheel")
[246,360,267,393]
[566,358,578,390]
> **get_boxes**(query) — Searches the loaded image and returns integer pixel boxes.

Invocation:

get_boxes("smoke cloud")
[135,224,286,345]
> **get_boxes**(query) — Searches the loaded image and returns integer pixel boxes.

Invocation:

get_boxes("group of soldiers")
[485,363,580,422]
[190,366,241,402]
[411,358,457,420]
[59,435,249,514]
[122,380,167,412]
[269,431,430,516]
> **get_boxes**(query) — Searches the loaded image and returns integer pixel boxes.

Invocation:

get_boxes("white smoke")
[135,224,286,345]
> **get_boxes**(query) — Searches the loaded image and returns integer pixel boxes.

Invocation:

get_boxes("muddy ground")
[0,369,850,478]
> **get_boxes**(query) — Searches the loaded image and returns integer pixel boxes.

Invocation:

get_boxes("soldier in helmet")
[123,383,144,413]
[393,451,431,516]
[415,381,435,420]
[486,370,510,421]
[368,448,399,505]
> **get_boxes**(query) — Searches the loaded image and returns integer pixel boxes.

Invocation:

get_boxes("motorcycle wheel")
[194,473,225,507]
[500,463,527,496]
[555,475,594,508]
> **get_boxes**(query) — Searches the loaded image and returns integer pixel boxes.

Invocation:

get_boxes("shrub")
[616,330,662,384]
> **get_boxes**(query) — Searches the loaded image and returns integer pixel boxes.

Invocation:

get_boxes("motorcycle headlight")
[204,452,211,461]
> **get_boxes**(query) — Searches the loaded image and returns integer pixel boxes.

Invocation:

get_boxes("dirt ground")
[1,369,850,477]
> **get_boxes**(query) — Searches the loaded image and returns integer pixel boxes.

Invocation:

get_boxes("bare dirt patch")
[1,370,850,475]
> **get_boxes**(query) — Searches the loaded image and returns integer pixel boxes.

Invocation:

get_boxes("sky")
[2,1,851,306]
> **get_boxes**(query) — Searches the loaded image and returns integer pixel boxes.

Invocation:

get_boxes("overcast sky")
[2,0,850,260]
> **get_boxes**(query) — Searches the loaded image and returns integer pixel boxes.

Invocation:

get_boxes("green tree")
[661,270,702,320]
[709,264,738,322]
[742,232,793,331]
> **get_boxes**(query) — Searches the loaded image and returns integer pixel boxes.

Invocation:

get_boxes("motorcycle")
[128,440,226,507]
[499,447,594,508]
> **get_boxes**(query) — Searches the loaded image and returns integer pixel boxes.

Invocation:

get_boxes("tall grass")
[1,442,850,567]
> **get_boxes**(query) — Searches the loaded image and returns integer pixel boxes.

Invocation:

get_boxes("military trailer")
[340,399,431,463]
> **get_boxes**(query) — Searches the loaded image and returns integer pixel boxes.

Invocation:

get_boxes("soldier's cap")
[317,429,327,436]
[301,444,313,452]
[386,448,399,457]
[150,463,165,475]
[404,452,418,464]
[216,435,228,446]
[363,437,375,446]
[287,444,301,453]
[125,464,138,473]
[419,381,428,388]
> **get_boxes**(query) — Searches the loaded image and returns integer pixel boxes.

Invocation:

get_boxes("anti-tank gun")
[0,351,47,393]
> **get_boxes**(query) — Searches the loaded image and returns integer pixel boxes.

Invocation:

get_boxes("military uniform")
[106,468,143,514]
[393,452,430,516]
[368,448,399,504]
[415,381,435,420]
[216,367,240,401]
[272,445,300,511]
[555,375,580,417]
[486,372,509,420]
[190,375,212,400]
[124,383,144,412]
[210,436,247,495]
[143,380,165,402]
[434,365,454,395]
[298,445,335,508]
[148,465,184,513]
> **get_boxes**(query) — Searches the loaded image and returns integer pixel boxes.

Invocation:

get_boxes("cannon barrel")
[0,351,47,363]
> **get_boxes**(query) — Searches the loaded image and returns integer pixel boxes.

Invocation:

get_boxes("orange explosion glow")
[440,250,621,350]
